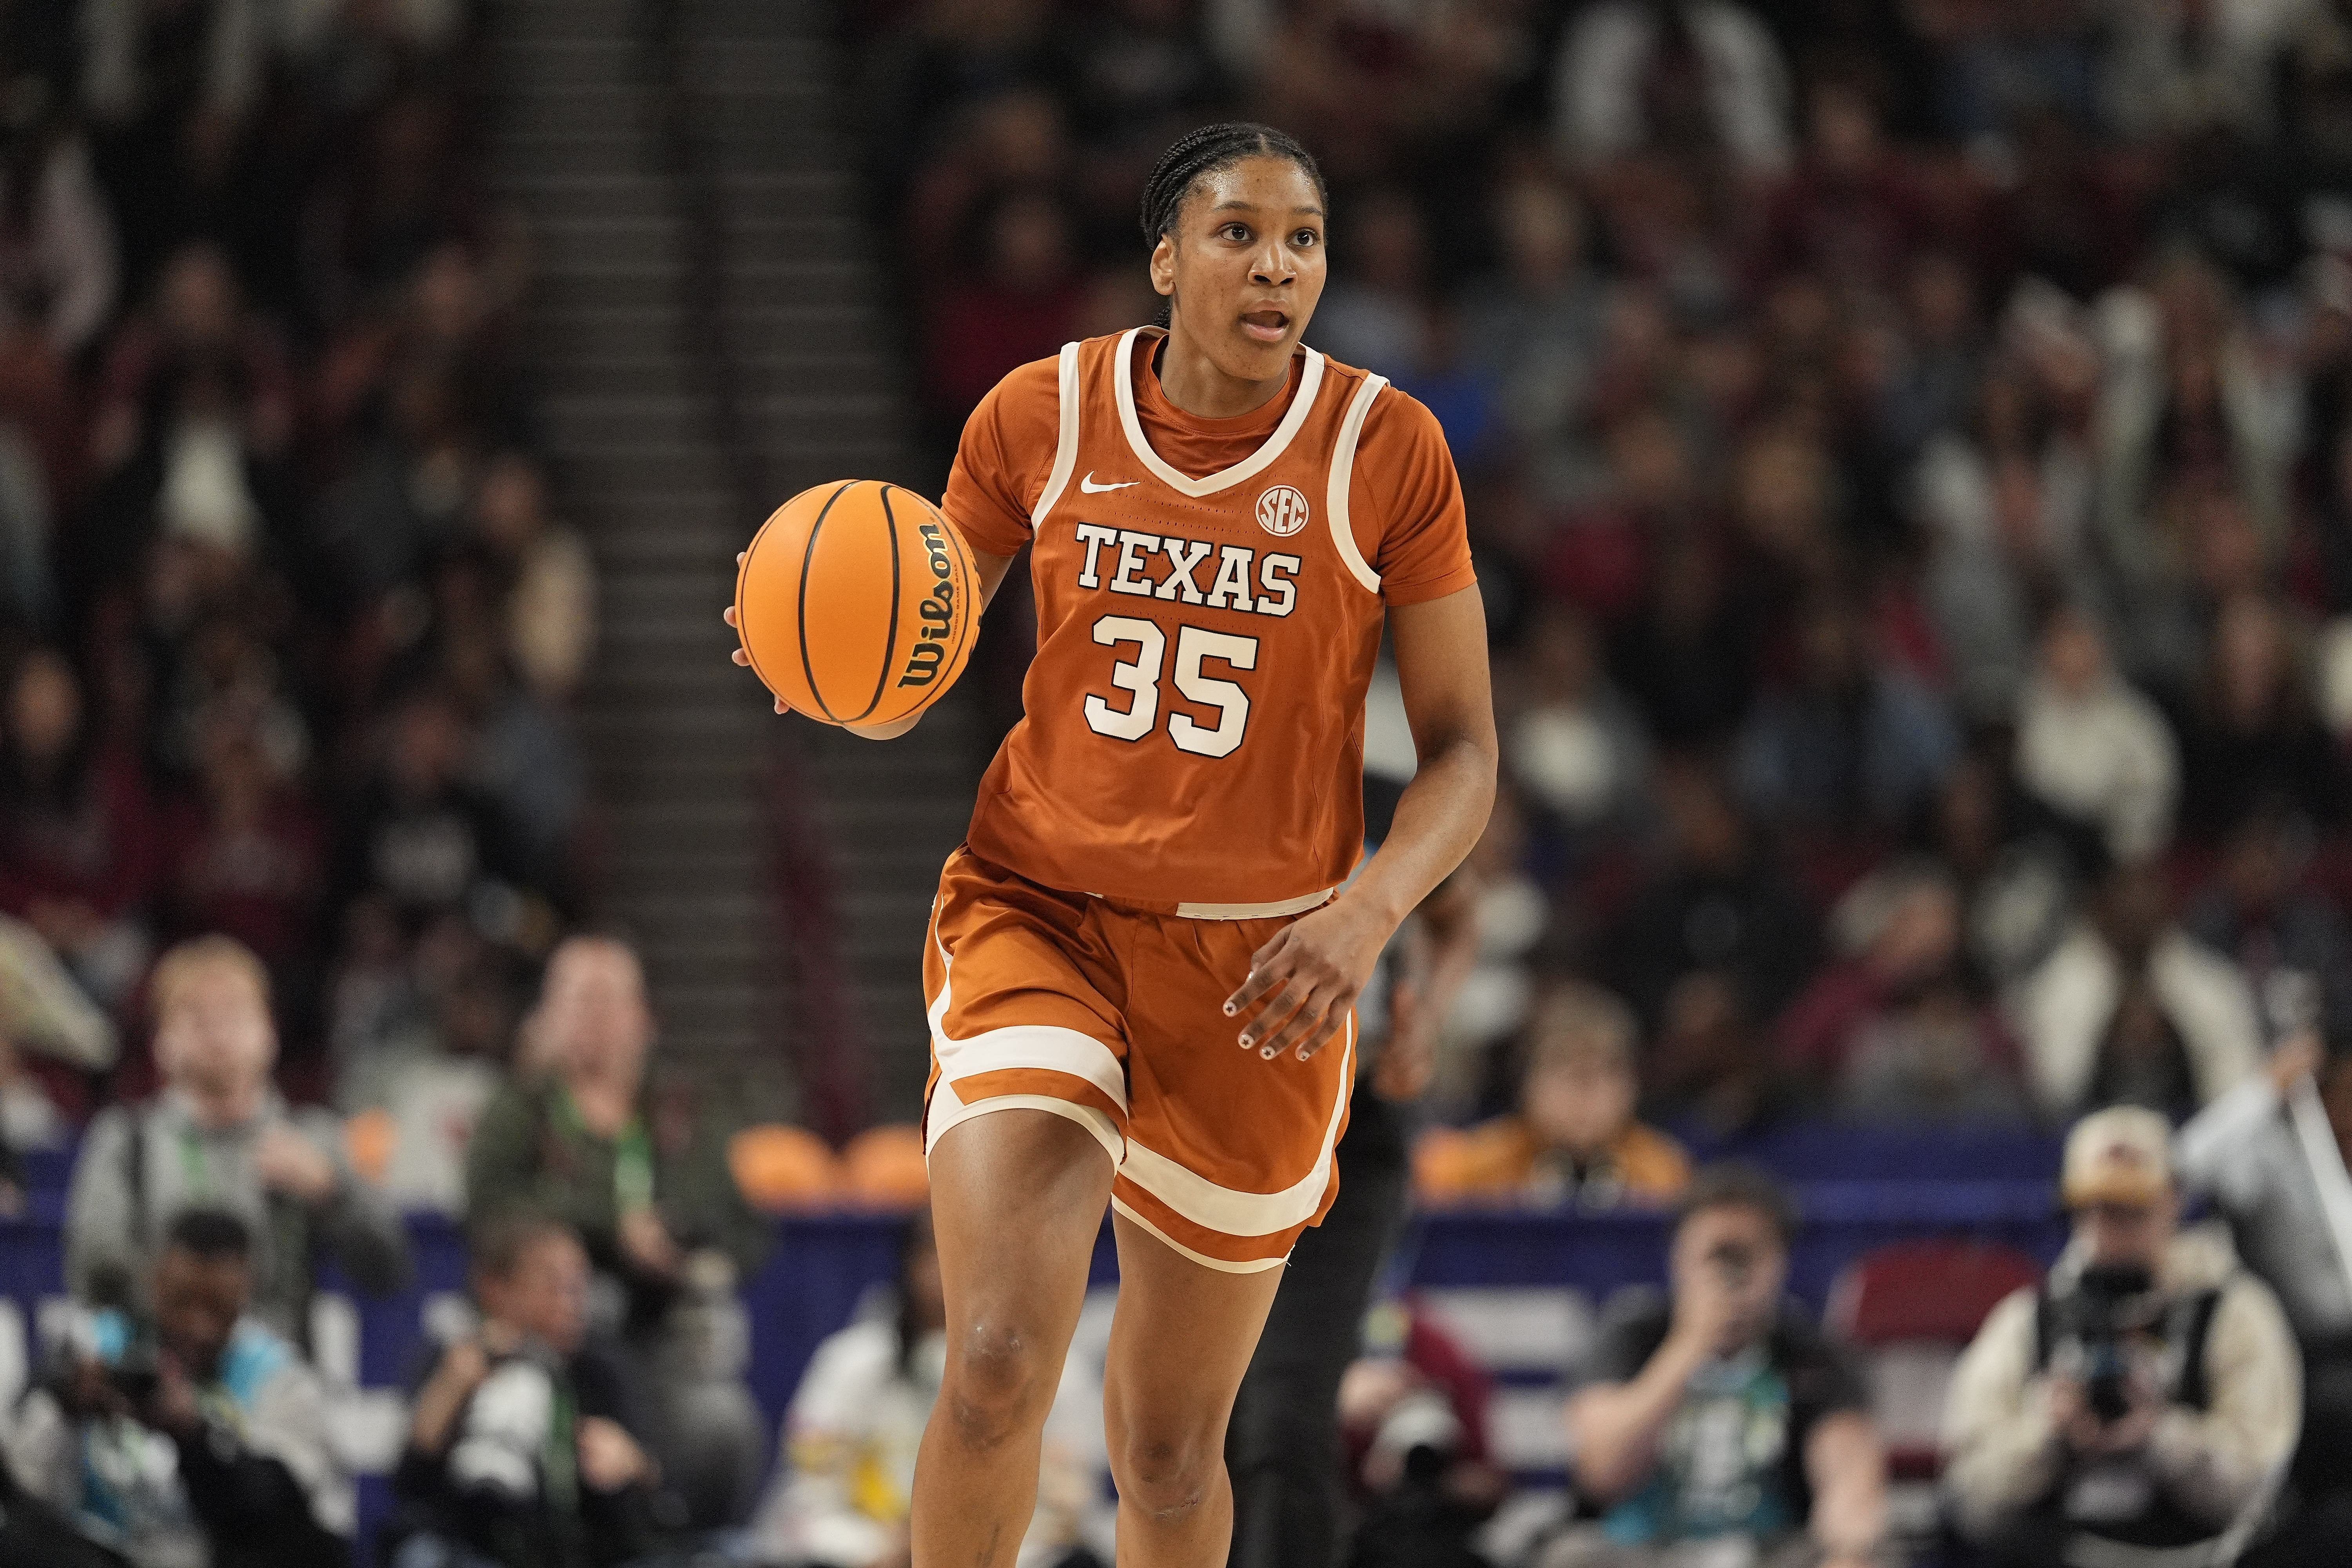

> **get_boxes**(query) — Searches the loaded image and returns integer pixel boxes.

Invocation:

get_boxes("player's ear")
[1150,232,1177,299]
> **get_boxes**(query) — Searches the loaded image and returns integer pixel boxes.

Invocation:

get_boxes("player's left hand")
[723,557,791,715]
[1224,897,1392,1063]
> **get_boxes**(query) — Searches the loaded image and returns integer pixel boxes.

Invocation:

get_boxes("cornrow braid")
[1139,121,1327,248]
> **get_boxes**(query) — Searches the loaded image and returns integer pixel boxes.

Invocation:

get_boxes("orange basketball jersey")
[945,327,1474,915]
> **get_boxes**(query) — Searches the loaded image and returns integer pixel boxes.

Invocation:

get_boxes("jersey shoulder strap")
[1030,340,1084,528]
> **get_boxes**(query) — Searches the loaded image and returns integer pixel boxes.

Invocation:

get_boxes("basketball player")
[729,123,1494,1565]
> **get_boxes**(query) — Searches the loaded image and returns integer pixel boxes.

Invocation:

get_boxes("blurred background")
[0,0,2345,1565]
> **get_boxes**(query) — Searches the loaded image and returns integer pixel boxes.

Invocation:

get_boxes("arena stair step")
[483,0,791,1120]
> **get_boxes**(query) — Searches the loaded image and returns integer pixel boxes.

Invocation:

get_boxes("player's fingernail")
[1260,1046,1277,1060]
[1296,1047,1309,1061]
[1237,1033,1252,1049]
[1222,1003,1235,1016]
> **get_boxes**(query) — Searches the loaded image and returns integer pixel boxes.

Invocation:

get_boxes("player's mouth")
[1240,307,1290,344]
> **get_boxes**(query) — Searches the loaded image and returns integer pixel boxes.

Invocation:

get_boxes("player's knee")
[941,1320,1057,1450]
[1109,1424,1220,1523]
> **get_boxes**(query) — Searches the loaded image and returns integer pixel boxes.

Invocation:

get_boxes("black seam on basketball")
[858,485,902,722]
[796,480,856,721]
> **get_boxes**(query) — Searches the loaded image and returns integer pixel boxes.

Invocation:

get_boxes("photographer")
[1547,1164,1888,1568]
[1943,1107,2301,1568]
[1,1207,352,1568]
[387,1214,664,1568]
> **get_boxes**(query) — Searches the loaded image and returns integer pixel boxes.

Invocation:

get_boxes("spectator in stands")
[1309,186,1425,377]
[4,1207,354,1568]
[751,1208,1110,1568]
[466,935,769,1528]
[65,935,410,1341]
[923,188,1084,423]
[2177,1033,2352,1568]
[1779,864,2029,1122]
[1506,605,1652,849]
[1460,174,1604,444]
[2176,594,2343,844]
[2013,605,2179,866]
[0,646,159,1007]
[1915,364,2102,726]
[1755,73,1927,293]
[2009,862,2264,1121]
[1644,967,1794,1138]
[1550,0,1793,176]
[1608,757,1818,1031]
[1733,593,1960,845]
[2183,801,2352,1045]
[1944,1106,2301,1568]
[1412,982,1690,1208]
[2093,257,2301,682]
[159,701,324,980]
[1548,1163,1887,1568]
[470,450,596,705]
[388,1214,664,1568]
[0,78,117,361]
[88,242,292,481]
[332,682,520,933]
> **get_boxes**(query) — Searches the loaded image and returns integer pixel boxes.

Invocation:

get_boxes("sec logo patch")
[1257,484,1310,537]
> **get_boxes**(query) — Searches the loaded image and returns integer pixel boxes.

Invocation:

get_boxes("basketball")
[733,479,980,727]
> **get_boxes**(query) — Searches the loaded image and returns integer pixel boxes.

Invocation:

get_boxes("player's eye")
[1221,223,1252,243]
[1292,229,1320,248]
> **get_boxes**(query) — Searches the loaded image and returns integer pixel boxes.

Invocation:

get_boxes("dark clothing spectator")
[1609,848,1819,1034]
[465,1075,768,1336]
[1549,1166,1886,1566]
[160,777,324,969]
[1570,1294,1871,1547]
[5,1209,354,1568]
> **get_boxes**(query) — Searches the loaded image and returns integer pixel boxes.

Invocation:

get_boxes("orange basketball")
[733,479,980,727]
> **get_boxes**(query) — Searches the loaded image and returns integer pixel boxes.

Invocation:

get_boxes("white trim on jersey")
[924,931,1127,1165]
[929,1080,1124,1169]
[1031,341,1085,527]
[1172,886,1336,920]
[1110,1199,1289,1272]
[1326,372,1386,595]
[927,933,1129,1113]
[1110,327,1326,498]
[1115,1014,1352,1238]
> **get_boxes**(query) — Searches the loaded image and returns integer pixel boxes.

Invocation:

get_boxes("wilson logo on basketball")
[898,519,959,687]
[1256,485,1310,537]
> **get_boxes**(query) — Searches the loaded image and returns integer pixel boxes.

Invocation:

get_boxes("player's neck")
[1153,328,1289,421]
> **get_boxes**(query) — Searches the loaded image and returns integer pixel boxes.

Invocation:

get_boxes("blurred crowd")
[856,0,2352,1153]
[0,0,603,1203]
[841,0,2352,1564]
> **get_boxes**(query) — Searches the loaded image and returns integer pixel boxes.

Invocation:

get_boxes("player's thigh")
[1101,1209,1285,1455]
[929,1107,1116,1403]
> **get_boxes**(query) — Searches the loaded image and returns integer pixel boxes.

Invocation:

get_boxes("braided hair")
[1139,121,1327,248]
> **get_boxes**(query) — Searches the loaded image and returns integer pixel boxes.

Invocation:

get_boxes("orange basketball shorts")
[921,846,1353,1272]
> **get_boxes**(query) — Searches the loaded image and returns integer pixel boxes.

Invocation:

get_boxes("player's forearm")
[1342,733,1494,932]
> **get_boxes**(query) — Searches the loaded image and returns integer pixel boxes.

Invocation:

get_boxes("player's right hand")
[725,554,792,715]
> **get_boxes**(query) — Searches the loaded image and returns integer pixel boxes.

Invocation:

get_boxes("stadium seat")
[840,1123,929,1207]
[1825,1239,2043,1481]
[729,1123,842,1211]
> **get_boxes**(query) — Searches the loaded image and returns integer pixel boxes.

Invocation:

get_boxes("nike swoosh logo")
[1080,472,1139,493]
